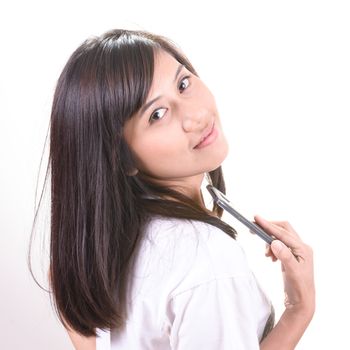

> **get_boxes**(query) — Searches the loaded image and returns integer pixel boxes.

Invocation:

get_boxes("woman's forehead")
[153,50,182,74]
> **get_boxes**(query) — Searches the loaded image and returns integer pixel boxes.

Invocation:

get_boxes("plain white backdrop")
[1,0,349,348]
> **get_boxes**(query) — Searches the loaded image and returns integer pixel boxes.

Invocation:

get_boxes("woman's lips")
[194,124,218,149]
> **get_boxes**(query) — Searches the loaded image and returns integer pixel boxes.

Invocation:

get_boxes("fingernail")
[272,240,283,253]
[256,215,267,223]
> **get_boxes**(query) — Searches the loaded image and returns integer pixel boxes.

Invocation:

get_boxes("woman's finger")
[254,215,300,250]
[265,244,278,261]
[253,218,299,240]
[270,240,299,270]
[269,220,300,238]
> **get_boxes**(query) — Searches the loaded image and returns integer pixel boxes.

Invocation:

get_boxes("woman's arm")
[260,306,314,349]
[254,216,315,349]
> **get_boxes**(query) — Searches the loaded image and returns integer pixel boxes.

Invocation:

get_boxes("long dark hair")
[33,29,237,337]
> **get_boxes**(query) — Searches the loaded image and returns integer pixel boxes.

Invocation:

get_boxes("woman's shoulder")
[138,215,252,292]
[144,215,244,255]
[144,214,233,243]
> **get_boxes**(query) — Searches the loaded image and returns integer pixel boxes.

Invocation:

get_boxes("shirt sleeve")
[168,275,264,350]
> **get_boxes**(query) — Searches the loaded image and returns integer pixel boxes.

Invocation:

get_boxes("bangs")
[99,31,160,123]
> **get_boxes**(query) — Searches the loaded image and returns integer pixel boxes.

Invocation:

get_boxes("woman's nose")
[182,108,210,133]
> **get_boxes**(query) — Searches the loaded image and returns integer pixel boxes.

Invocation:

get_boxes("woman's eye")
[147,76,190,124]
[179,76,190,93]
[149,107,167,124]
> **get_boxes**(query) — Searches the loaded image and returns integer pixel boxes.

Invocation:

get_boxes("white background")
[1,0,349,348]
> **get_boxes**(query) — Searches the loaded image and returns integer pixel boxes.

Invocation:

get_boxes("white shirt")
[96,215,273,349]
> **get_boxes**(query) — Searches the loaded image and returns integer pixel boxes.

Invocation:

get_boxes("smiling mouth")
[193,122,216,149]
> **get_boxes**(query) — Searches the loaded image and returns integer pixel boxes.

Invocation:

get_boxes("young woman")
[45,29,315,349]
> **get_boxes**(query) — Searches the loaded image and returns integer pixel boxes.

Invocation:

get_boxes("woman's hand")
[254,215,315,316]
[254,215,315,349]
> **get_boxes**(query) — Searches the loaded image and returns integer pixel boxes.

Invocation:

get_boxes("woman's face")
[123,49,229,194]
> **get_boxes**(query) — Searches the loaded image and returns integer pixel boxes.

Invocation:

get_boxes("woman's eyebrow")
[139,64,185,116]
